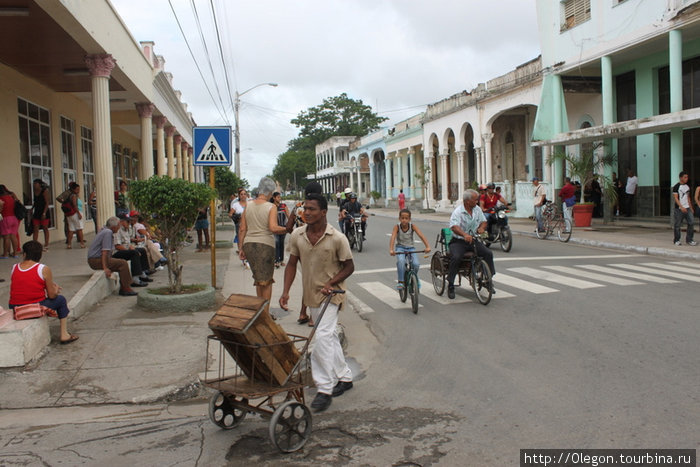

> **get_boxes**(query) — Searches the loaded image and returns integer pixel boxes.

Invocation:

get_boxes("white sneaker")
[674,241,682,246]
[156,265,165,271]
[687,241,697,246]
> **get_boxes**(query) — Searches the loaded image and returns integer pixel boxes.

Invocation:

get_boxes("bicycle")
[535,201,572,242]
[395,250,426,314]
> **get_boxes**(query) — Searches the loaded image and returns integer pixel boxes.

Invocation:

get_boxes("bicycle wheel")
[557,217,572,242]
[430,252,446,295]
[408,272,419,314]
[356,230,363,252]
[471,258,492,305]
[499,226,512,252]
[535,223,545,239]
[399,272,408,303]
[542,218,551,240]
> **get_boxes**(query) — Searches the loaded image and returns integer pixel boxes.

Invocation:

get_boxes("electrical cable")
[208,0,237,126]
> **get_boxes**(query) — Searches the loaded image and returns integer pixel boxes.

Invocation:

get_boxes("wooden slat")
[224,294,267,310]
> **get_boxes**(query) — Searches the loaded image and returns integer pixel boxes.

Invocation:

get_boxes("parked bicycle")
[395,250,426,314]
[535,201,572,242]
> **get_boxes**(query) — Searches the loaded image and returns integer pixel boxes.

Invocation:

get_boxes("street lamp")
[234,82,278,177]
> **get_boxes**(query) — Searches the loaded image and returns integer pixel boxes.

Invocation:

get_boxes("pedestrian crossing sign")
[193,126,232,166]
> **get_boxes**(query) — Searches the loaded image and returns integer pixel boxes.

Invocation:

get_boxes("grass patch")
[148,284,208,295]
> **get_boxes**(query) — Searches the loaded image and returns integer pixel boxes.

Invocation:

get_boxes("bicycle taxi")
[429,227,494,305]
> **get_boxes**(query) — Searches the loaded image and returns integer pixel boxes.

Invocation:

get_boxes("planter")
[137,285,216,312]
[572,203,594,227]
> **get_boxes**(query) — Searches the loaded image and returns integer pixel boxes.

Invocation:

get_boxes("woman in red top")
[0,184,21,258]
[9,240,78,344]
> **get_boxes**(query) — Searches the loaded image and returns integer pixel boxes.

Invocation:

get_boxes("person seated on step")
[87,216,142,296]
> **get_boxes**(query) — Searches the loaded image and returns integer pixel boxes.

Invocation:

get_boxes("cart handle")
[282,290,344,386]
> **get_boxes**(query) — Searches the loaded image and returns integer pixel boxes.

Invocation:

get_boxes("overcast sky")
[110,0,541,186]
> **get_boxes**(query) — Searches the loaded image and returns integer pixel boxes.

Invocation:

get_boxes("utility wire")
[167,0,227,124]
[208,0,237,125]
[190,0,230,124]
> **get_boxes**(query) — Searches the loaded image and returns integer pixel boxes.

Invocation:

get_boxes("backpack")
[13,200,27,219]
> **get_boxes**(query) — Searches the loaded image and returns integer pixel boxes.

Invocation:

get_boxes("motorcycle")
[345,214,364,252]
[484,205,512,252]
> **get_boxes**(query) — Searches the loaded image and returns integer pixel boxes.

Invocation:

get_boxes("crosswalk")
[352,261,698,307]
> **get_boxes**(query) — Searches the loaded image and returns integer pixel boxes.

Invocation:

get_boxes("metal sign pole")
[209,166,216,288]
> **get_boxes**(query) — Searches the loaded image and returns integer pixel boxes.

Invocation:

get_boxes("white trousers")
[309,302,352,394]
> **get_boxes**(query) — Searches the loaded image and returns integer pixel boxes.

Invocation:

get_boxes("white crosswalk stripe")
[641,262,699,275]
[576,264,679,283]
[458,282,516,299]
[357,282,423,310]
[669,261,700,270]
[543,265,643,286]
[492,273,558,294]
[509,267,604,289]
[609,263,700,283]
[421,282,470,304]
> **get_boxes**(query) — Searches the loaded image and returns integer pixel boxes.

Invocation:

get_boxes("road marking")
[543,265,643,286]
[609,263,700,283]
[641,262,700,275]
[669,261,700,270]
[493,273,558,294]
[457,281,516,299]
[494,254,642,262]
[354,267,397,275]
[509,267,604,289]
[357,282,423,310]
[576,264,678,283]
[421,283,470,304]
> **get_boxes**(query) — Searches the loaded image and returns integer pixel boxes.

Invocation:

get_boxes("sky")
[109,0,541,186]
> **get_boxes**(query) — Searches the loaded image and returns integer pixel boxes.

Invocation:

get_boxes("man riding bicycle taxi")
[340,193,367,240]
[479,182,507,240]
[447,189,496,299]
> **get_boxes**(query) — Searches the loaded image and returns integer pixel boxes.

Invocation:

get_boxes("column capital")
[181,142,189,151]
[174,135,182,144]
[165,126,176,137]
[482,133,494,142]
[407,147,416,155]
[135,102,154,118]
[153,116,167,128]
[85,54,116,78]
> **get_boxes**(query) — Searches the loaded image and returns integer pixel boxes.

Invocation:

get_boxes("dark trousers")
[625,193,635,217]
[673,208,695,243]
[113,249,147,277]
[274,234,286,263]
[447,238,495,287]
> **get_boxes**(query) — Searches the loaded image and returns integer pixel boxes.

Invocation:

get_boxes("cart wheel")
[430,252,446,295]
[269,400,312,453]
[208,392,247,430]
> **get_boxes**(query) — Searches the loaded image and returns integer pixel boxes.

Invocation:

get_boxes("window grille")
[561,0,591,31]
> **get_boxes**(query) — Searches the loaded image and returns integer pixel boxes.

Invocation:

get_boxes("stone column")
[440,153,449,203]
[408,148,417,200]
[482,133,493,183]
[188,147,195,182]
[154,116,167,175]
[135,103,154,180]
[369,162,376,197]
[181,143,190,181]
[456,148,466,196]
[401,151,409,197]
[85,54,116,228]
[165,126,176,178]
[174,135,183,179]
[385,155,393,201]
[426,155,435,209]
[474,147,482,184]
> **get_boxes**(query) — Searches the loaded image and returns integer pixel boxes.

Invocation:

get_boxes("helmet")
[486,182,495,189]
[344,187,352,194]
[349,192,357,199]
[478,184,487,191]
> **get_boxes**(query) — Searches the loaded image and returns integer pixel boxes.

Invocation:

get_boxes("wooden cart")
[203,293,319,453]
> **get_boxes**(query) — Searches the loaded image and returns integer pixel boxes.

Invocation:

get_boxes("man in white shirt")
[672,171,696,246]
[624,169,638,217]
[532,178,546,231]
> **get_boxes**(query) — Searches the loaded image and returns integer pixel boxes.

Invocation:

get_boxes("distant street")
[1,209,697,466]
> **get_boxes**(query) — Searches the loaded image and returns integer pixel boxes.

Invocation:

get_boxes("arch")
[460,123,476,187]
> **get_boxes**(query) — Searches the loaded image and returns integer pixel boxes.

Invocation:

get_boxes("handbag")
[14,201,27,219]
[13,303,57,320]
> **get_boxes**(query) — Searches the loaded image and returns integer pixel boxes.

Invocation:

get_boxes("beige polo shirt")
[288,223,353,308]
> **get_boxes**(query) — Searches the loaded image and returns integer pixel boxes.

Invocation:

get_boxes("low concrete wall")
[137,285,216,312]
[68,271,120,320]
[0,316,50,367]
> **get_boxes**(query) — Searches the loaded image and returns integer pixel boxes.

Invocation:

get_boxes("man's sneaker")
[447,286,455,299]
[156,265,165,271]
[332,381,353,397]
[688,241,698,246]
[674,241,682,246]
[310,393,332,412]
[396,282,404,291]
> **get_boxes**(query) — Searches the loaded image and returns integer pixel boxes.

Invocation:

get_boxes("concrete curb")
[68,271,119,320]
[136,285,216,312]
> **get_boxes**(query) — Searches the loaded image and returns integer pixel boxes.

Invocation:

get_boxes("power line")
[190,0,230,124]
[166,0,227,124]
[208,0,237,126]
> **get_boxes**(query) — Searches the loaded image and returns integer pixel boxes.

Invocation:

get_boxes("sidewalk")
[0,222,374,410]
[364,205,700,261]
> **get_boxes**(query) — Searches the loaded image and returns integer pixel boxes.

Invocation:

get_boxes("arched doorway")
[372,150,386,198]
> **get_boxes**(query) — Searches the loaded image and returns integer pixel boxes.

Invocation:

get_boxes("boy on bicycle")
[389,209,431,290]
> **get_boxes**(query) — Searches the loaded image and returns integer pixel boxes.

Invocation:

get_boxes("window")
[81,126,95,221]
[60,116,77,191]
[113,143,123,188]
[18,98,54,226]
[561,0,591,31]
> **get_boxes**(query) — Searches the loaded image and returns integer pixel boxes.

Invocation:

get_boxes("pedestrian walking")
[0,184,21,258]
[625,169,638,217]
[672,171,696,246]
[559,177,576,225]
[532,178,546,232]
[279,193,354,412]
[31,179,51,251]
[270,191,288,268]
[65,182,86,249]
[194,206,210,252]
[398,188,406,210]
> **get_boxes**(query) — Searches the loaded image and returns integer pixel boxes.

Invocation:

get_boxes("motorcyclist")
[479,183,507,240]
[340,193,367,240]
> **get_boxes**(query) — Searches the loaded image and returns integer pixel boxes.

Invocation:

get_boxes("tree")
[130,176,216,293]
[203,167,248,203]
[273,93,388,188]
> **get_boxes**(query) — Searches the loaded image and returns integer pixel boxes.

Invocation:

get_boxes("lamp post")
[234,82,278,177]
